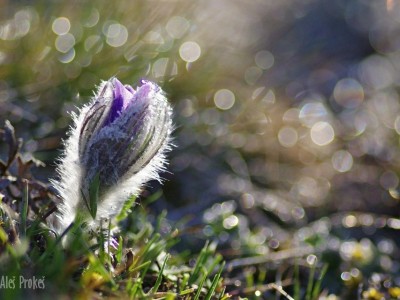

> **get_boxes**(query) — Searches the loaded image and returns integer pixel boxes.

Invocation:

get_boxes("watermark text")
[0,276,45,290]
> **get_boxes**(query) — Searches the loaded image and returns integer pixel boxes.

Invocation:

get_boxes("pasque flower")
[52,78,172,233]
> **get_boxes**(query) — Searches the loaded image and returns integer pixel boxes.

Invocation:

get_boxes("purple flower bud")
[52,78,173,233]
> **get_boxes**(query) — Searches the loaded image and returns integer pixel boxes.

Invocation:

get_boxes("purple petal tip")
[105,78,135,125]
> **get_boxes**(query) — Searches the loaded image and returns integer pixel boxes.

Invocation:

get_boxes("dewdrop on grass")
[52,78,173,233]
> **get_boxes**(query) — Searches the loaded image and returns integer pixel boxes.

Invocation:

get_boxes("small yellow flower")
[340,240,373,264]
[81,271,105,289]
[362,288,384,300]
[389,287,400,299]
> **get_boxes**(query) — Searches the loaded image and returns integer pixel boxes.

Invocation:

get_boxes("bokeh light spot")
[283,108,300,123]
[299,102,328,127]
[166,16,189,39]
[241,193,255,209]
[292,207,305,219]
[179,41,201,62]
[332,150,353,172]
[297,177,319,199]
[263,90,275,105]
[255,50,274,69]
[52,17,71,35]
[341,272,351,281]
[307,254,317,266]
[388,218,400,230]
[394,116,400,134]
[0,9,35,41]
[358,55,394,90]
[105,23,128,47]
[84,9,100,28]
[268,239,279,249]
[333,78,364,109]
[380,171,399,190]
[152,58,178,78]
[310,121,335,146]
[55,33,75,53]
[58,48,75,64]
[343,215,357,228]
[214,89,235,110]
[223,215,239,229]
[278,126,298,148]
[252,87,275,104]
[245,66,262,85]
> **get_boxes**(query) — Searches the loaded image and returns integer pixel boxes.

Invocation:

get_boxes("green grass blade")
[128,278,142,299]
[189,241,209,285]
[129,260,151,273]
[151,254,170,294]
[312,264,329,300]
[0,227,8,243]
[142,190,163,205]
[179,273,190,292]
[294,259,300,300]
[305,262,316,300]
[20,180,29,237]
[116,235,123,263]
[179,288,195,296]
[207,253,223,275]
[204,261,225,300]
[218,286,227,300]
[193,268,208,300]
[116,194,137,223]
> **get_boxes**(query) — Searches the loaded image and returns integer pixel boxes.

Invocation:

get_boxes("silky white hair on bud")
[51,78,173,234]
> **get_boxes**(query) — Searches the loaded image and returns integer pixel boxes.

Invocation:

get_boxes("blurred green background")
[2,0,400,296]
